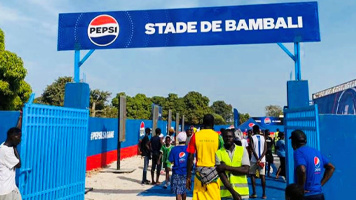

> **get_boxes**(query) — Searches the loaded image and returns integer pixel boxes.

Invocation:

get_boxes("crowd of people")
[138,114,335,200]
[0,113,335,200]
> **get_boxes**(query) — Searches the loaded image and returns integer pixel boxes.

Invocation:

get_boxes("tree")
[90,89,111,117]
[0,28,32,110]
[239,113,250,124]
[39,76,72,106]
[183,91,211,124]
[112,93,152,120]
[211,100,233,122]
[102,106,118,118]
[213,113,226,125]
[265,105,283,117]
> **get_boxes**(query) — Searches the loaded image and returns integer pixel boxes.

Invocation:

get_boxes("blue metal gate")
[18,103,89,200]
[284,104,320,184]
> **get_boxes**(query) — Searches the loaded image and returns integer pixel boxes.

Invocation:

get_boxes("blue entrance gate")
[284,104,320,184]
[18,103,89,200]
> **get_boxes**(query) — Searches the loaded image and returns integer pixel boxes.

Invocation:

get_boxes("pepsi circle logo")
[248,123,255,128]
[179,152,186,158]
[314,156,320,168]
[264,118,271,125]
[88,15,119,46]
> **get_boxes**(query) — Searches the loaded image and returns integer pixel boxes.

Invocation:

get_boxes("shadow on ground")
[137,176,286,199]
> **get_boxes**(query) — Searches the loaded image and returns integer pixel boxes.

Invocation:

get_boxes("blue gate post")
[284,105,321,184]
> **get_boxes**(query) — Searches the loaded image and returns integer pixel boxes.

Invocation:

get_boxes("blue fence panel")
[0,111,20,144]
[284,104,320,184]
[19,103,89,200]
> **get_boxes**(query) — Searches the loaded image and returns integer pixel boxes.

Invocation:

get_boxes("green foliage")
[239,113,250,124]
[183,91,211,124]
[213,113,226,125]
[0,29,4,51]
[112,93,152,120]
[40,76,72,106]
[265,105,283,117]
[0,28,32,110]
[90,89,111,117]
[210,100,233,122]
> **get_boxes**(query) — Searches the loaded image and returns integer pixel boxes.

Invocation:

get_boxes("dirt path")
[85,156,193,200]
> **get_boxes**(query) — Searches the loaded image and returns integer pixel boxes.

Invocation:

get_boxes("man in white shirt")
[0,127,22,200]
[249,125,267,199]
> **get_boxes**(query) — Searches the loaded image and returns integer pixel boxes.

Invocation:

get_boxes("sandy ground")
[85,155,191,200]
[85,155,282,200]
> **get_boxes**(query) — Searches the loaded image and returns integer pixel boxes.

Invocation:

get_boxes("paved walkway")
[85,155,286,200]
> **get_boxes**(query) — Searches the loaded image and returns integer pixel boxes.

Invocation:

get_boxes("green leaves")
[0,28,32,110]
[40,76,72,106]
[265,105,283,117]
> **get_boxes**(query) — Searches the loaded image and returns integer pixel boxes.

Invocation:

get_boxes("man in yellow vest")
[216,129,250,200]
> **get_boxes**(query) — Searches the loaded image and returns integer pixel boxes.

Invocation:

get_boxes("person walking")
[265,130,277,177]
[186,114,224,200]
[290,130,335,200]
[149,128,163,185]
[249,125,267,199]
[185,129,193,146]
[140,128,151,185]
[169,132,189,200]
[276,132,286,182]
[216,129,250,200]
[161,136,173,189]
[0,127,22,200]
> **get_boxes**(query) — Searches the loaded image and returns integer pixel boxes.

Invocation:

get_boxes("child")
[160,136,173,188]
[168,132,188,200]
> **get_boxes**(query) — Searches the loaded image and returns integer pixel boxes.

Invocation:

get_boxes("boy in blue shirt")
[169,132,189,200]
[290,130,335,200]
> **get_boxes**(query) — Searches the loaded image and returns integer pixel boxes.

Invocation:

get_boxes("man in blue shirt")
[290,130,335,200]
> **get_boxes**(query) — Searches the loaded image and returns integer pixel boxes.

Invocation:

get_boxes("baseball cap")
[289,130,307,143]
[169,128,175,133]
[177,132,187,143]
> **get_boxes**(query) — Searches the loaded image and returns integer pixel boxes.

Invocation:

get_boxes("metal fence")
[18,103,89,200]
[284,104,320,184]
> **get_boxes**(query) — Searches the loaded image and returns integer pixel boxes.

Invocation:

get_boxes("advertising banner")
[58,2,320,51]
[252,117,284,126]
[313,80,356,114]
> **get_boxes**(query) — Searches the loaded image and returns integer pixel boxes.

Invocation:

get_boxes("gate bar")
[277,42,302,81]
[74,49,95,83]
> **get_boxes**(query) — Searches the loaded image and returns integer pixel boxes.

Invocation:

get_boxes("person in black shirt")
[265,129,276,177]
[149,128,163,185]
[140,128,151,185]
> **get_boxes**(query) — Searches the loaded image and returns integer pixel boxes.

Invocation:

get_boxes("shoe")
[282,176,286,182]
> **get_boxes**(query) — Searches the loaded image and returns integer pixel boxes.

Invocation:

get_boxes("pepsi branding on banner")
[88,15,119,46]
[58,2,320,51]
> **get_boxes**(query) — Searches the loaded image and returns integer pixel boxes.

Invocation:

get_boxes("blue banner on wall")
[58,2,320,51]
[252,117,284,126]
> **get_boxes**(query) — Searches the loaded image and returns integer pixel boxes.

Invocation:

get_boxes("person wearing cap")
[169,132,189,200]
[290,130,335,200]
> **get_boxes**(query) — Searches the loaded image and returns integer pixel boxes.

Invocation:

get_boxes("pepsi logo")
[264,118,271,125]
[179,152,186,158]
[88,15,119,46]
[248,123,255,128]
[314,156,320,168]
[140,121,145,130]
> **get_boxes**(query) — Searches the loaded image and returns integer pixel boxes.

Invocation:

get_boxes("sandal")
[262,195,267,199]
[249,194,257,199]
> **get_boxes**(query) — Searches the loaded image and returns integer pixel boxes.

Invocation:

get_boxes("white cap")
[159,133,164,138]
[177,132,187,143]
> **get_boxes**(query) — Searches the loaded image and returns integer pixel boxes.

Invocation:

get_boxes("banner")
[252,117,284,126]
[58,2,320,51]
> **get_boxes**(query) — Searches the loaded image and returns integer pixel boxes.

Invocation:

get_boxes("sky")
[0,0,355,116]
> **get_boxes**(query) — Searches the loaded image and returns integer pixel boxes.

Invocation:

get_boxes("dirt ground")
[85,155,192,200]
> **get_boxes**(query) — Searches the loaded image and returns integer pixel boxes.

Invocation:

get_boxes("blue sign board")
[252,117,284,126]
[58,2,320,51]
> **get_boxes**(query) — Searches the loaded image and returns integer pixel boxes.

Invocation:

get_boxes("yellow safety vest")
[216,145,249,198]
